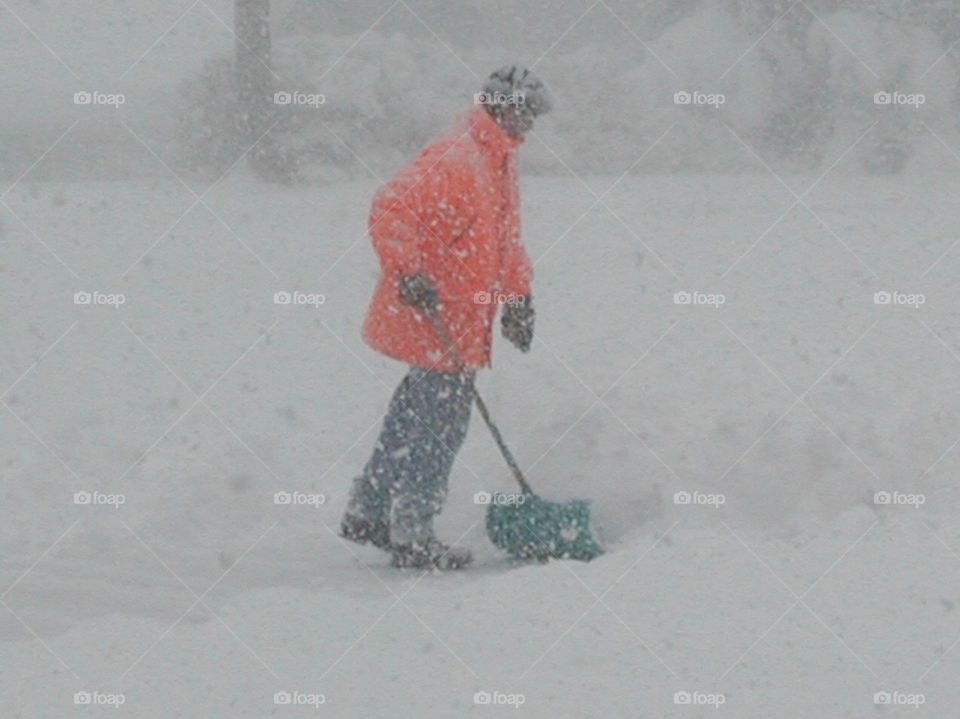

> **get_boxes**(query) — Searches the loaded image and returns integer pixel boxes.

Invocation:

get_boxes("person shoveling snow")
[341,66,599,570]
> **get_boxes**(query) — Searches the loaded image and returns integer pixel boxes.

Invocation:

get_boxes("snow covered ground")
[4,166,960,717]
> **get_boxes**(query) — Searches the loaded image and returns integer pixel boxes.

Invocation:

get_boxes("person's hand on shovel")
[501,296,534,352]
[399,273,440,310]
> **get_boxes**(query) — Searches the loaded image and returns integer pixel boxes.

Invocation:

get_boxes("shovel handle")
[425,306,533,495]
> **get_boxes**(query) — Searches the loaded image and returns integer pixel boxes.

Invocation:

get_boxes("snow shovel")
[425,306,603,562]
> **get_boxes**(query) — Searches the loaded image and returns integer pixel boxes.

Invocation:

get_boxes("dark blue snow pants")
[346,366,475,545]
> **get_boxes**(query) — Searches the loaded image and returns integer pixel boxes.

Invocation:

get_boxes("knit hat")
[477,65,552,116]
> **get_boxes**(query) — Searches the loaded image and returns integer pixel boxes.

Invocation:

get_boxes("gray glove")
[501,297,534,352]
[399,273,440,310]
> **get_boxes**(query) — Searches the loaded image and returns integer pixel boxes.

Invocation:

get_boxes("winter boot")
[390,536,473,570]
[340,513,391,550]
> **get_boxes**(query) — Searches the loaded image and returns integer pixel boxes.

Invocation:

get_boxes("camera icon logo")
[74,491,92,505]
[873,491,892,505]
[74,91,92,105]
[274,491,292,505]
[673,291,692,305]
[474,491,492,505]
[274,291,292,305]
[874,91,892,105]
[674,491,692,505]
[674,91,692,105]
[874,691,891,705]
[274,691,292,705]
[674,691,692,705]
[74,291,92,305]
[474,291,492,305]
[874,291,892,305]
[274,91,292,105]
[474,691,492,705]
[74,691,92,705]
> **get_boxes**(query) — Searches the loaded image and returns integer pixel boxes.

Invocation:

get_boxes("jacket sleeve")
[500,214,533,298]
[368,156,475,280]
[368,174,425,278]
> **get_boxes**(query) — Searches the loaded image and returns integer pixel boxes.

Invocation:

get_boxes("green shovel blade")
[485,491,604,562]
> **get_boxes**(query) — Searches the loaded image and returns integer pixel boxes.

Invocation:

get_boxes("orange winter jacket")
[363,106,533,371]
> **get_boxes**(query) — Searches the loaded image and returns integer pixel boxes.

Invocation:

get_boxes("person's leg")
[389,367,475,547]
[342,368,425,546]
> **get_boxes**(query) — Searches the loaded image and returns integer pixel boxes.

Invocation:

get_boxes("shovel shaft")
[425,307,533,495]
[471,391,532,495]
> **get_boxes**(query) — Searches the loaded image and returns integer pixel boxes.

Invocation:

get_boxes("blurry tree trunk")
[235,0,287,180]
